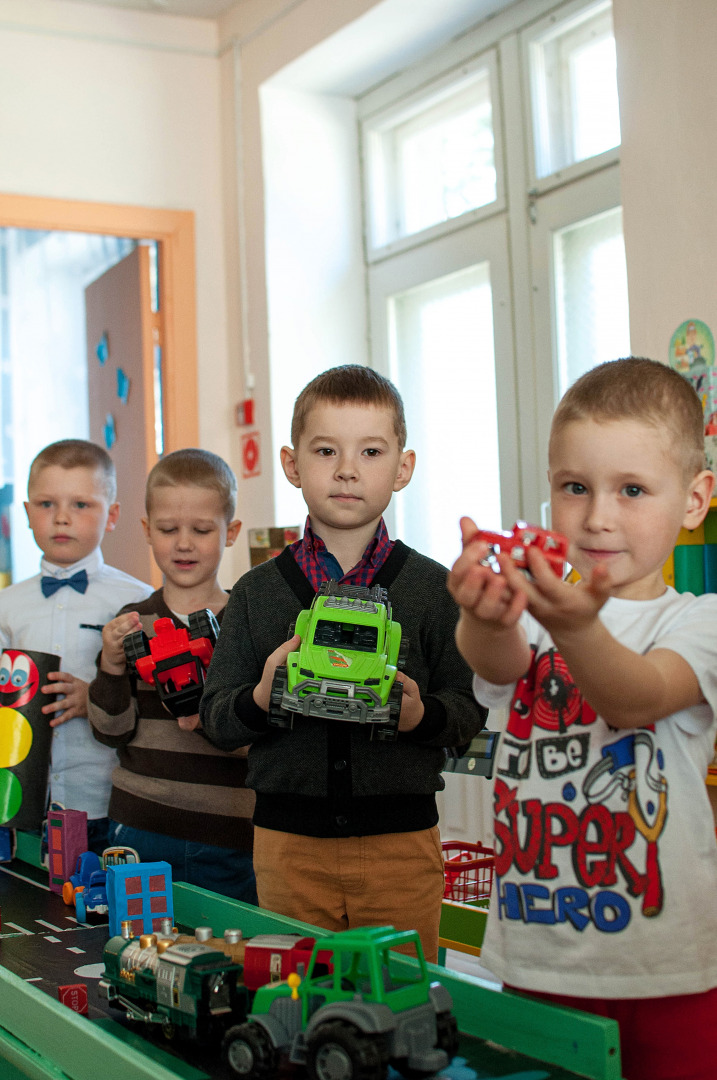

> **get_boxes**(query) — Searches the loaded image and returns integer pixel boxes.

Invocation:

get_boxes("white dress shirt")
[0,548,152,819]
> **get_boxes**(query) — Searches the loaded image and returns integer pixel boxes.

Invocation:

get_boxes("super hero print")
[494,645,669,934]
[507,645,596,739]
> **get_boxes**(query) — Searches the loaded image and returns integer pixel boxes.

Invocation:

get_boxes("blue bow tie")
[41,569,89,598]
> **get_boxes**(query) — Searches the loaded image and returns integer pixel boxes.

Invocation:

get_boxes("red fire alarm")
[236,399,255,427]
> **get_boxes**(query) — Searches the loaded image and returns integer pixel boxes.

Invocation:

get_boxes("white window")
[526,0,621,180]
[359,0,628,564]
[554,205,629,395]
[363,53,503,259]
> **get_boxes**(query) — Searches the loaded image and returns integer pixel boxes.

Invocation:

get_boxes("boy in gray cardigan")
[201,366,485,960]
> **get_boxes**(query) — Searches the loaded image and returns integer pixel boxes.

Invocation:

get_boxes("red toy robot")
[123,610,219,718]
[475,521,568,578]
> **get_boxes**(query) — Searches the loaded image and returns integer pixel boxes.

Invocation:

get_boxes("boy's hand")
[394,673,424,732]
[253,635,301,713]
[177,712,201,732]
[41,673,89,727]
[507,545,612,636]
[100,612,143,675]
[448,517,528,630]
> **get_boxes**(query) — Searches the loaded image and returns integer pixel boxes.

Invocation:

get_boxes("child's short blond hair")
[28,439,117,502]
[145,449,237,522]
[291,365,407,449]
[551,357,706,478]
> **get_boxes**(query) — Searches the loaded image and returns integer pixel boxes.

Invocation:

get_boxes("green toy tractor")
[268,581,408,741]
[221,925,458,1080]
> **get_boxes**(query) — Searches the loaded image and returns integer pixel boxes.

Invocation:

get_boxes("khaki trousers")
[253,825,445,963]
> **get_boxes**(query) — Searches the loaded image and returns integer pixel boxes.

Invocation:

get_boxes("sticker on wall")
[104,413,117,450]
[241,431,261,479]
[116,368,130,404]
[669,318,717,470]
[95,332,109,365]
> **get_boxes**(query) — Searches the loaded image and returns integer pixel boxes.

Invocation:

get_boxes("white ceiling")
[70,0,238,18]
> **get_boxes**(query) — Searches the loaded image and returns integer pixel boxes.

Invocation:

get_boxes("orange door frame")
[0,192,198,452]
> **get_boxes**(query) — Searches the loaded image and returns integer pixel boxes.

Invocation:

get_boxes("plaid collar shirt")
[289,516,394,593]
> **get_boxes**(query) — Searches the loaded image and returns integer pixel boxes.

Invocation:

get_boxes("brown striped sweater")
[87,590,254,851]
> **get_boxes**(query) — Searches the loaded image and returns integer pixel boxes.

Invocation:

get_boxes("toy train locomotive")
[99,924,324,1044]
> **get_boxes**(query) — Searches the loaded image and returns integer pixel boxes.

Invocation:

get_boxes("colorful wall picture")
[669,318,717,471]
[0,649,58,830]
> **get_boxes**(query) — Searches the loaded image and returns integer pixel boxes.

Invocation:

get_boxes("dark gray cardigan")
[200,543,486,837]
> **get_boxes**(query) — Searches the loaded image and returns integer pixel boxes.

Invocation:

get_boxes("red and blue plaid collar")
[290,516,394,593]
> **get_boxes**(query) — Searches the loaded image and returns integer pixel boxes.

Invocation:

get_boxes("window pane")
[366,66,496,248]
[389,263,501,567]
[529,1,620,178]
[554,206,629,395]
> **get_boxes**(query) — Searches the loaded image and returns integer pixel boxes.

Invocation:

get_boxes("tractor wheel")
[307,1021,388,1080]
[223,1023,279,1079]
[396,635,410,671]
[435,1011,459,1061]
[188,608,220,646]
[123,630,150,667]
[61,881,76,906]
[375,682,402,742]
[267,666,292,729]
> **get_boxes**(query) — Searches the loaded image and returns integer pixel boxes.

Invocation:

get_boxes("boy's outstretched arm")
[510,546,705,728]
[448,517,532,684]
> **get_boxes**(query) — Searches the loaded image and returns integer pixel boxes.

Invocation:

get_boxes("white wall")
[614,0,717,365]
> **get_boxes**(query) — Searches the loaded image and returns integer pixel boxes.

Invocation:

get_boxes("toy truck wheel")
[267,666,292,729]
[374,682,402,742]
[61,881,76,906]
[396,635,410,671]
[123,630,150,667]
[223,1022,278,1079]
[307,1021,388,1080]
[188,608,220,646]
[435,1012,459,1061]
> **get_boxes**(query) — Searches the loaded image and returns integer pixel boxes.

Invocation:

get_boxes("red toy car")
[123,610,219,717]
[475,521,568,578]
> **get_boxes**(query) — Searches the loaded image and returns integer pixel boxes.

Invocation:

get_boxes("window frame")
[360,48,506,264]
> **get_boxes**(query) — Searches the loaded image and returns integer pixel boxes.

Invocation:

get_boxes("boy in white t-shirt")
[449,357,717,1080]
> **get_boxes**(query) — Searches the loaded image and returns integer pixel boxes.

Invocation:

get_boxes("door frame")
[0,191,198,451]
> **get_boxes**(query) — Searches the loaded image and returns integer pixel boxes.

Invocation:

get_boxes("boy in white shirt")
[0,439,152,852]
[449,357,717,1080]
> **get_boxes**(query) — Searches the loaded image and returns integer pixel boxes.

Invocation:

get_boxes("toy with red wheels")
[474,521,568,578]
[123,610,220,718]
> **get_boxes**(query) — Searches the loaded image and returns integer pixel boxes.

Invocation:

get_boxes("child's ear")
[23,502,30,526]
[684,469,715,529]
[141,517,152,544]
[281,446,302,489]
[105,503,120,533]
[225,519,241,547]
[393,449,416,492]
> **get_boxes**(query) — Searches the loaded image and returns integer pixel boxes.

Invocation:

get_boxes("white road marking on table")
[67,946,85,955]
[44,935,61,943]
[36,919,66,933]
[26,977,42,983]
[4,922,33,935]
[0,866,50,891]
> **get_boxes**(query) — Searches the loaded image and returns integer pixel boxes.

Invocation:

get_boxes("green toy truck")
[221,925,458,1080]
[268,581,407,741]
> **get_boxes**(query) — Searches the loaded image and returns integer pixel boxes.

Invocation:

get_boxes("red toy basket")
[442,841,495,904]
